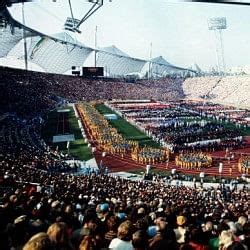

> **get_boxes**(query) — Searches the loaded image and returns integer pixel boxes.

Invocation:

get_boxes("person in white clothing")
[174,215,187,244]
[109,220,134,250]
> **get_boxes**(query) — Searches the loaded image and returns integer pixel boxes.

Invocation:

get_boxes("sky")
[8,0,250,71]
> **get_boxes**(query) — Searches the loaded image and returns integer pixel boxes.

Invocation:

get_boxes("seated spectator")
[22,232,54,250]
[109,220,134,250]
[47,222,74,250]
[149,216,177,250]
[132,230,148,250]
[185,226,209,250]
[71,212,99,248]
[78,235,97,250]
[174,216,188,244]
[104,215,119,247]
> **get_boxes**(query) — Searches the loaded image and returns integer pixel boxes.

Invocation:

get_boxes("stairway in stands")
[203,77,222,100]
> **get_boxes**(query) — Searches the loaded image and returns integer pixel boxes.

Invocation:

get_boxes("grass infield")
[95,103,161,148]
[42,106,92,161]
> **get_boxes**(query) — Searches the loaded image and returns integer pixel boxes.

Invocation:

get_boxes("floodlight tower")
[148,42,152,80]
[208,17,227,74]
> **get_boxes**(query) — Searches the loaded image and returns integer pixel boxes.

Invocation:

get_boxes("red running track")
[94,138,250,178]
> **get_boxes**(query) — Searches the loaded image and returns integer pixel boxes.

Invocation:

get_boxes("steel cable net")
[29,36,92,74]
[97,51,146,77]
[7,35,40,59]
[0,24,24,57]
[0,19,190,76]
[152,63,169,76]
[151,63,181,77]
[0,22,93,73]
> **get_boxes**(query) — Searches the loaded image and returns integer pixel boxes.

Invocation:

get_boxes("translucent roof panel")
[8,35,41,59]
[0,25,23,57]
[151,63,174,76]
[7,31,92,73]
[100,45,130,57]
[0,11,191,76]
[30,37,93,74]
[97,51,146,76]
[52,32,85,47]
[151,62,186,77]
[151,56,172,66]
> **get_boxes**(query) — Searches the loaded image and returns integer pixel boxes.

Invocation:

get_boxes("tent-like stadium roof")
[29,35,92,74]
[4,31,93,74]
[0,24,36,58]
[97,45,147,77]
[150,56,189,77]
[151,56,173,66]
[0,6,195,76]
[100,45,130,57]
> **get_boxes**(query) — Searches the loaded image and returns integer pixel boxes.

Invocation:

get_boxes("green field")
[95,104,161,148]
[42,106,92,161]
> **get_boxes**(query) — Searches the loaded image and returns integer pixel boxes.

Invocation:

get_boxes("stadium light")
[64,17,81,33]
[208,17,227,74]
[208,17,227,30]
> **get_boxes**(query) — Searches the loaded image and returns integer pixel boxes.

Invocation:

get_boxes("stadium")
[0,1,249,249]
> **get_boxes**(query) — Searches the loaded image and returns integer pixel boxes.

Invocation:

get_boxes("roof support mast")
[22,2,28,70]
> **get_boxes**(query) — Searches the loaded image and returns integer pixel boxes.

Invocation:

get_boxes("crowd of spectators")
[0,66,184,119]
[0,115,74,173]
[0,156,249,249]
[183,76,250,108]
[0,66,249,249]
[0,116,249,249]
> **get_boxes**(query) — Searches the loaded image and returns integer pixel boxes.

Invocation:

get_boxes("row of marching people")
[76,103,137,157]
[131,146,169,165]
[76,103,170,165]
[238,155,250,175]
[175,152,212,170]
